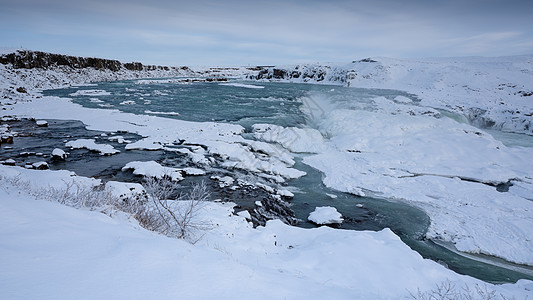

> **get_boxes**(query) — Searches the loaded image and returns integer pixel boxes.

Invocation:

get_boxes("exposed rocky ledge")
[0,50,193,73]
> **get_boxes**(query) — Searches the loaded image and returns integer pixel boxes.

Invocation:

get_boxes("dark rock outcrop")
[0,50,185,74]
[0,50,122,71]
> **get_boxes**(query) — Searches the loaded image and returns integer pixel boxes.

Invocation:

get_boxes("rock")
[16,86,27,93]
[2,159,16,166]
[273,68,288,79]
[1,135,13,143]
[36,120,48,127]
[51,148,67,160]
[32,161,49,170]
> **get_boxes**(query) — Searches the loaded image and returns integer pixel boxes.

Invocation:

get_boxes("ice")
[107,135,131,144]
[125,138,164,150]
[36,120,48,127]
[119,100,136,105]
[219,83,265,89]
[277,189,294,198]
[301,106,533,264]
[212,175,234,187]
[308,206,343,225]
[145,110,180,116]
[65,139,120,155]
[69,89,111,96]
[181,167,206,176]
[122,161,184,181]
[253,124,325,153]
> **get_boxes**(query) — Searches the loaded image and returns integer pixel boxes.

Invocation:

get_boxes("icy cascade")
[247,56,533,135]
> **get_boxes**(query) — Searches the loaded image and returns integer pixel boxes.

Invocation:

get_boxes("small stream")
[5,79,526,283]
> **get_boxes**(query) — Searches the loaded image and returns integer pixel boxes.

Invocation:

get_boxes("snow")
[1,169,531,299]
[105,181,146,200]
[2,159,16,165]
[245,58,533,264]
[300,105,533,265]
[181,167,206,176]
[145,110,180,116]
[277,189,294,198]
[119,100,136,105]
[219,82,265,89]
[2,50,533,296]
[65,138,120,155]
[107,135,131,144]
[308,206,343,225]
[122,160,184,181]
[254,56,533,135]
[31,161,48,168]
[212,175,234,187]
[36,120,48,127]
[253,123,325,153]
[69,89,111,96]
[237,210,251,219]
[124,138,164,151]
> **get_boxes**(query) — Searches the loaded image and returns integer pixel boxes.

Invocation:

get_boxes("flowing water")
[35,79,533,283]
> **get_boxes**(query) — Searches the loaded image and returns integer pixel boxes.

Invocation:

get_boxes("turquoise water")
[43,79,533,283]
[44,80,414,130]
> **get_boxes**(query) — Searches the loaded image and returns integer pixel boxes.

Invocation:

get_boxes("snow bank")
[1,167,530,299]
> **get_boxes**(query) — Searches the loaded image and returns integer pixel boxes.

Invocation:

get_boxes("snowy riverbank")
[1,165,531,299]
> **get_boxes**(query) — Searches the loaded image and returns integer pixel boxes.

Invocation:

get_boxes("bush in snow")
[1,173,211,243]
[136,177,211,242]
[409,279,513,300]
[0,176,118,210]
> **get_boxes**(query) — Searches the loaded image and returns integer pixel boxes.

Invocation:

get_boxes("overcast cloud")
[1,0,532,66]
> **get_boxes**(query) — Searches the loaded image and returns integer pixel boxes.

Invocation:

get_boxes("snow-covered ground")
[1,165,531,299]
[1,50,533,297]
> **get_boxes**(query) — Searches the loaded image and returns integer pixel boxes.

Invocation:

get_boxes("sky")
[1,0,532,66]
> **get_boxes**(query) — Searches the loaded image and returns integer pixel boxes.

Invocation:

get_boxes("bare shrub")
[408,279,520,300]
[0,173,212,243]
[1,175,117,210]
[35,180,117,209]
[138,177,211,241]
